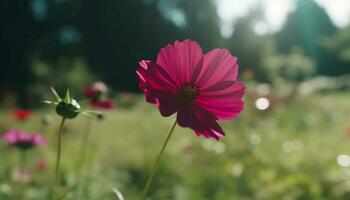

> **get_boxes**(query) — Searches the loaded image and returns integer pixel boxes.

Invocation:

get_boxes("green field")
[1,92,350,200]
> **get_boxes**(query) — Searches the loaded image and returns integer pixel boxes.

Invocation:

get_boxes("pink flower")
[137,39,245,140]
[12,109,32,121]
[90,100,114,110]
[83,81,115,110]
[83,81,109,99]
[2,130,47,150]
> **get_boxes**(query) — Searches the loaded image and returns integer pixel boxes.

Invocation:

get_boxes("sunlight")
[337,154,350,167]
[217,0,350,37]
[255,97,270,110]
[263,0,296,31]
[217,0,257,37]
[217,0,295,36]
[315,0,350,27]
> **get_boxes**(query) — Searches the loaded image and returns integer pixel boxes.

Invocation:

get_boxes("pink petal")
[177,105,225,140]
[194,125,225,140]
[137,60,179,103]
[196,82,245,120]
[201,81,245,98]
[139,80,156,103]
[3,130,21,145]
[137,60,182,117]
[176,104,203,131]
[157,39,203,84]
[154,92,179,117]
[31,134,47,146]
[137,61,177,92]
[91,100,114,110]
[203,80,235,92]
[195,49,238,90]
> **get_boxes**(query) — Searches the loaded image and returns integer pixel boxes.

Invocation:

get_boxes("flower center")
[180,84,199,101]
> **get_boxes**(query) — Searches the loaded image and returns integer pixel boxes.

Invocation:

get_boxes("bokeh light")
[255,97,270,110]
[337,154,350,167]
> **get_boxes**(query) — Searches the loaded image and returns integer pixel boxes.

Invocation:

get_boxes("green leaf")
[80,110,103,118]
[41,100,58,105]
[50,87,62,101]
[64,89,71,103]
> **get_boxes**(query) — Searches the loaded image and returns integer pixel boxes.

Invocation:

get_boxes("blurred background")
[1,0,350,105]
[1,0,350,199]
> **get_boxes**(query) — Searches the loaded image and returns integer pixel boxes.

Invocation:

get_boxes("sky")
[217,0,350,38]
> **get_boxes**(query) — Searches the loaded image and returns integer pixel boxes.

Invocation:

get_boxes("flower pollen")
[180,83,199,101]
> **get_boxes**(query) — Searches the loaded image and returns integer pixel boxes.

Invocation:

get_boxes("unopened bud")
[55,99,80,119]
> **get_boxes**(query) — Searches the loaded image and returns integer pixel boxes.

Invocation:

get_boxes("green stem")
[141,119,177,200]
[55,117,66,190]
[79,117,93,171]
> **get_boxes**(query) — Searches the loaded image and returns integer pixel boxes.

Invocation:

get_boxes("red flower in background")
[137,39,245,140]
[83,81,108,99]
[90,100,114,110]
[36,160,48,171]
[2,130,47,150]
[83,81,114,110]
[12,109,32,121]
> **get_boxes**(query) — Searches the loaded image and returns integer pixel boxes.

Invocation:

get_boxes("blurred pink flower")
[2,130,47,150]
[83,81,114,110]
[83,81,108,98]
[12,109,32,121]
[137,39,245,139]
[90,100,114,109]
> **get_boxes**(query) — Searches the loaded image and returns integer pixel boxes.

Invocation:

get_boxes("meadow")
[1,86,350,200]
[2,0,350,199]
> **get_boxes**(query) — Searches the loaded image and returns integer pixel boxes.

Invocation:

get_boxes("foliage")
[262,44,316,82]
[1,0,350,103]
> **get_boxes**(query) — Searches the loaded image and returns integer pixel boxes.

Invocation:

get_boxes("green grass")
[1,91,350,199]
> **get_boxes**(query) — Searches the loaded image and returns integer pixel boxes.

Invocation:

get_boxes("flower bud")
[55,99,80,119]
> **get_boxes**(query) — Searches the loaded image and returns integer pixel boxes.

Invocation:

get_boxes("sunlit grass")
[0,92,350,199]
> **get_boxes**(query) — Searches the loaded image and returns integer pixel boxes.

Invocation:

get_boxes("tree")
[276,0,338,75]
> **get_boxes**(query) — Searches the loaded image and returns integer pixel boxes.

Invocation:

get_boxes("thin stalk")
[55,117,66,190]
[141,119,177,200]
[79,117,93,174]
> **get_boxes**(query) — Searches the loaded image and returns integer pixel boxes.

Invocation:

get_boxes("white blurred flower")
[0,184,12,195]
[213,142,226,154]
[202,140,214,151]
[231,163,244,177]
[249,134,261,145]
[337,154,350,167]
[257,84,271,96]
